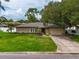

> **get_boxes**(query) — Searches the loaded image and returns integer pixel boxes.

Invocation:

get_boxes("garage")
[45,27,64,35]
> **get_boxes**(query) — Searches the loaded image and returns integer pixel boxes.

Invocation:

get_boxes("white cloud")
[16,8,23,14]
[1,0,61,20]
[53,0,61,2]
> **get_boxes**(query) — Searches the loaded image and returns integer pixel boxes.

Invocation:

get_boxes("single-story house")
[0,24,16,32]
[16,22,64,35]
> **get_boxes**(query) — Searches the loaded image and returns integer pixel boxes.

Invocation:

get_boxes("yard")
[0,31,57,52]
[71,35,79,42]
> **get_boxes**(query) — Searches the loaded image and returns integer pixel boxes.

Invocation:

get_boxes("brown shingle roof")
[16,22,61,28]
[16,22,45,28]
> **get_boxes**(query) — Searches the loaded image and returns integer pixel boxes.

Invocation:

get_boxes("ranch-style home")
[16,22,64,35]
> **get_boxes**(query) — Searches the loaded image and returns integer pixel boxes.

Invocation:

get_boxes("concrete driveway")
[51,36,79,53]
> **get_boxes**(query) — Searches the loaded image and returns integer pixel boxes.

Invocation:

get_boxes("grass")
[0,31,57,52]
[70,35,79,42]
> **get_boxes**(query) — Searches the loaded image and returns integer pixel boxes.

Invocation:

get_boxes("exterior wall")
[45,28,64,35]
[0,27,9,32]
[16,27,41,33]
[8,27,16,32]
[16,27,30,33]
[16,27,64,35]
[12,28,16,32]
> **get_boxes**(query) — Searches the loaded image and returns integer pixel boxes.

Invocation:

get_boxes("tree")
[16,19,27,23]
[25,8,39,22]
[41,2,64,26]
[0,1,5,11]
[0,0,10,11]
[7,23,14,32]
[41,0,79,27]
[62,0,79,26]
[0,16,7,23]
[8,19,13,22]
[4,19,14,32]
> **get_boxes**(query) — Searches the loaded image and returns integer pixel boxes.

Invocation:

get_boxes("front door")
[41,28,45,34]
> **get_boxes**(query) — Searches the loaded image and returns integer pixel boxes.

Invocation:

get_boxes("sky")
[0,0,61,20]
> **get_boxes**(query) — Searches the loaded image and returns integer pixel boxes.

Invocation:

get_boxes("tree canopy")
[41,0,79,27]
[25,8,39,22]
[62,0,79,26]
[41,2,64,26]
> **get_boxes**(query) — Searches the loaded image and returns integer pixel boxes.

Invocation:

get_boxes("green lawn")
[0,31,57,52]
[71,35,79,42]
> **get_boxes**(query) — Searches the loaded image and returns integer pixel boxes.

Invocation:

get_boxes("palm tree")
[7,23,14,32]
[0,0,10,11]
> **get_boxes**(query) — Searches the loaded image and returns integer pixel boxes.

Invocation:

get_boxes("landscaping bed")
[0,31,57,52]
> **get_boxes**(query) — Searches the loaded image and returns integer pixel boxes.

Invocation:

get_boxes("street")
[0,54,79,59]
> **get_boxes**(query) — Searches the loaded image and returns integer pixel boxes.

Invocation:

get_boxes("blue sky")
[0,0,61,20]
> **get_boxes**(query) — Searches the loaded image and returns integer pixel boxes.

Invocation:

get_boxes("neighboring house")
[0,24,16,32]
[0,24,9,32]
[16,22,64,35]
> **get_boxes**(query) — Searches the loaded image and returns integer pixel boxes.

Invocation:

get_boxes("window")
[31,28,35,33]
[71,30,76,33]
